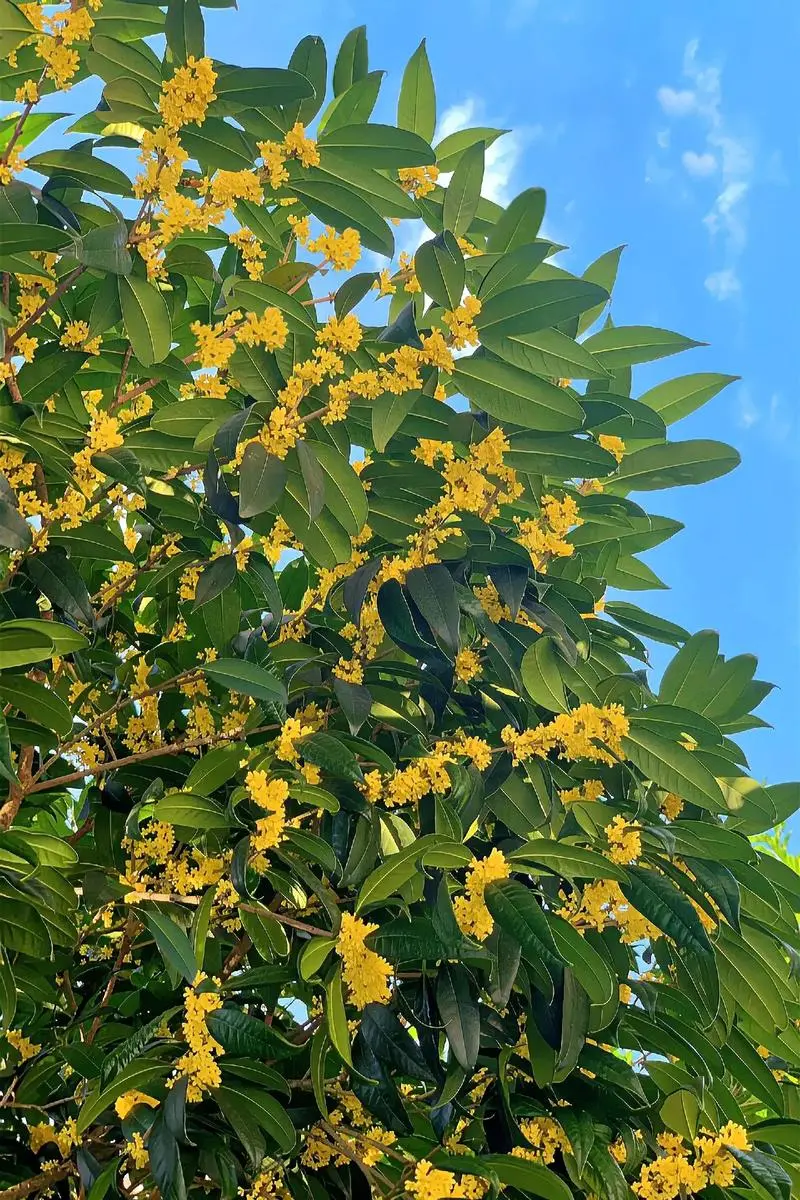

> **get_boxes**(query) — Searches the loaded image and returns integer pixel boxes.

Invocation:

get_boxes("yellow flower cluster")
[454,849,510,941]
[259,122,320,189]
[5,1029,41,1061]
[405,1160,488,1200]
[114,1090,159,1120]
[174,974,224,1102]
[454,647,482,683]
[336,912,392,1009]
[633,1125,750,1200]
[398,165,440,198]
[302,1089,397,1170]
[26,2,95,89]
[558,879,659,945]
[661,791,684,820]
[29,1117,80,1159]
[605,815,642,865]
[230,227,267,280]
[246,770,289,857]
[512,1116,571,1164]
[442,295,482,350]
[126,1132,149,1168]
[60,319,101,355]
[598,433,627,464]
[305,225,362,271]
[560,779,605,804]
[502,703,629,767]
[515,493,582,572]
[159,55,217,130]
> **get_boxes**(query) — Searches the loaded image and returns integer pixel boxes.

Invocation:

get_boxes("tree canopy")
[0,6,798,1200]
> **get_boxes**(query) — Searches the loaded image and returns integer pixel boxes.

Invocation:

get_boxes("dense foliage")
[0,5,799,1200]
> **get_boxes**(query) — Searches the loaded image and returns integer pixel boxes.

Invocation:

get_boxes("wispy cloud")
[704,267,740,301]
[655,39,754,301]
[736,387,796,449]
[682,150,717,177]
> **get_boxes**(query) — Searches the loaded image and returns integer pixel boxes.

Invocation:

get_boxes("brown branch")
[0,745,34,832]
[86,928,132,1045]
[4,267,86,354]
[0,67,46,166]
[220,933,252,982]
[239,905,329,938]
[26,723,281,795]
[0,1163,76,1200]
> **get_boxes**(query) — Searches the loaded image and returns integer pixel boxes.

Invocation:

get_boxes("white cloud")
[682,149,717,177]
[655,39,755,299]
[657,86,697,117]
[737,386,759,428]
[704,267,740,301]
[656,128,671,149]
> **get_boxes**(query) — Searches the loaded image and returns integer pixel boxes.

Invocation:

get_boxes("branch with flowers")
[0,7,793,1200]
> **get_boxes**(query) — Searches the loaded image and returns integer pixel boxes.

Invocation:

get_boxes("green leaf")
[0,676,71,736]
[639,372,740,425]
[504,432,617,478]
[485,325,609,379]
[581,324,704,367]
[729,1148,792,1200]
[356,835,441,912]
[165,0,204,63]
[285,34,327,125]
[443,141,484,237]
[0,497,31,551]
[437,961,480,1071]
[85,34,162,97]
[371,388,422,453]
[212,65,314,111]
[15,345,87,407]
[521,637,568,712]
[27,149,133,196]
[289,174,393,257]
[0,223,70,254]
[0,949,16,1031]
[118,275,172,366]
[232,1085,296,1153]
[326,965,352,1066]
[208,1007,300,1060]
[397,39,435,143]
[415,231,465,310]
[203,658,287,705]
[434,127,507,173]
[77,1058,170,1134]
[333,25,368,96]
[487,187,546,253]
[152,792,230,831]
[720,1026,784,1114]
[476,279,609,339]
[546,912,616,1006]
[659,630,719,706]
[239,442,286,519]
[507,839,630,883]
[139,909,198,982]
[576,244,625,335]
[319,123,434,168]
[485,879,559,970]
[620,866,713,956]
[361,1002,438,1082]
[26,548,94,626]
[454,356,583,432]
[214,1087,266,1170]
[622,727,726,812]
[609,439,740,491]
[239,905,289,960]
[405,564,459,656]
[299,936,337,981]
[479,1155,573,1200]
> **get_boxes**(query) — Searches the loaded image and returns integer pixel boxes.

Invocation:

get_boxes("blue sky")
[203,0,800,790]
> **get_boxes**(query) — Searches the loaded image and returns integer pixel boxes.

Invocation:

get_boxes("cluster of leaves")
[0,6,799,1200]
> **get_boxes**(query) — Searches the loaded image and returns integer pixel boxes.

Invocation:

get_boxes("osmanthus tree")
[0,5,799,1200]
